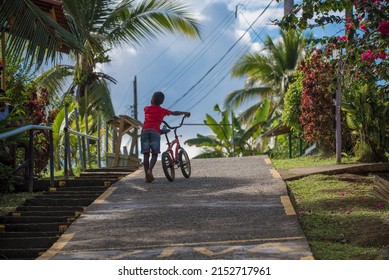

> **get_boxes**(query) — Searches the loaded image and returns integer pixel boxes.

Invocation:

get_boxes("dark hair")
[152,91,165,105]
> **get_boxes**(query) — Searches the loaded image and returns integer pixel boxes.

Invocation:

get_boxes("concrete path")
[39,156,313,260]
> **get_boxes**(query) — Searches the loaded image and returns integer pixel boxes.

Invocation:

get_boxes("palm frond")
[78,80,115,119]
[108,0,201,46]
[185,134,220,147]
[35,65,74,95]
[0,0,81,68]
[224,87,272,110]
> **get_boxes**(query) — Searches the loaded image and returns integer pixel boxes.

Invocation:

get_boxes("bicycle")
[160,115,191,181]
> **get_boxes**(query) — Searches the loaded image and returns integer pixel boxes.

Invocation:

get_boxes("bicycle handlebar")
[162,115,189,130]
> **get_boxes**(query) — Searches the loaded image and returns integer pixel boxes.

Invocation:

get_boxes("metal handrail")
[63,126,101,178]
[0,124,54,192]
[0,124,52,139]
[66,128,99,141]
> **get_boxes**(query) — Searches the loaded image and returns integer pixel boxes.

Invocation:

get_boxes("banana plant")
[185,99,272,158]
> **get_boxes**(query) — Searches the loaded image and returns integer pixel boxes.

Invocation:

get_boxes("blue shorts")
[141,131,161,154]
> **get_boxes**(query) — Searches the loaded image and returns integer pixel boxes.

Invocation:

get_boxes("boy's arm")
[170,111,190,117]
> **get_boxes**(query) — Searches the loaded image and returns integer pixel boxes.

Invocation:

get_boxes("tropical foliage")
[0,0,82,68]
[185,101,271,158]
[34,0,201,170]
[277,0,388,162]
[298,48,337,155]
[1,0,202,185]
[282,71,304,133]
[224,29,310,124]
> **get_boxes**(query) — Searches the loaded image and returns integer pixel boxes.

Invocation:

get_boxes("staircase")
[0,167,138,259]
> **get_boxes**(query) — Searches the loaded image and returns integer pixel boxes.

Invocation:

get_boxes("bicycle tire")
[161,151,175,181]
[178,148,191,178]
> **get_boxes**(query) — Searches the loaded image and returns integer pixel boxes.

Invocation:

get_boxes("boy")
[141,91,190,183]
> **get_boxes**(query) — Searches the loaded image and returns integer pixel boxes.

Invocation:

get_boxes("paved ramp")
[40,156,313,260]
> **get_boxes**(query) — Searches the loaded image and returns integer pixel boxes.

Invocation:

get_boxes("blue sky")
[99,0,344,158]
[97,0,285,157]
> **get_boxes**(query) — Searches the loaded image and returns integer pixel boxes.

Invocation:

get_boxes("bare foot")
[147,170,154,182]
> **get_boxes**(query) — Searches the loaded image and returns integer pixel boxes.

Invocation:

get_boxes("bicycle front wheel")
[178,148,191,178]
[161,151,175,181]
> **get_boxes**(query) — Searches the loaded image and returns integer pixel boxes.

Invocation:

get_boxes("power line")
[175,0,282,112]
[138,10,236,108]
[168,0,276,109]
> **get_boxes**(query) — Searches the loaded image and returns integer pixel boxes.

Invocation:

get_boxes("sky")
[98,0,343,158]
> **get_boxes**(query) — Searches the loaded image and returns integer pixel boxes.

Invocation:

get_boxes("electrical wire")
[174,0,282,112]
[168,0,276,109]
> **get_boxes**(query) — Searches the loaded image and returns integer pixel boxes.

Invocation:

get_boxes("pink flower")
[378,51,387,60]
[361,49,375,63]
[359,22,367,31]
[340,192,345,197]
[339,36,348,42]
[376,202,385,209]
[378,21,389,35]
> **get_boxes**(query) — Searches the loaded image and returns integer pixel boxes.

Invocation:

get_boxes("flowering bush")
[276,0,388,161]
[298,49,336,154]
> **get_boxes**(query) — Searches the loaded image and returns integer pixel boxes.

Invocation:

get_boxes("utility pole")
[284,0,294,16]
[133,76,138,121]
[133,76,139,156]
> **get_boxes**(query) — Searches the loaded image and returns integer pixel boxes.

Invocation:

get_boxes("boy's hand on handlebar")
[184,112,191,118]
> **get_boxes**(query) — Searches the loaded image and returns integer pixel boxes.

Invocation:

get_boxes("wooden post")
[114,118,125,166]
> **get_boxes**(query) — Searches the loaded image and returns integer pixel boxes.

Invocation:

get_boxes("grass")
[272,155,359,169]
[0,192,42,216]
[273,157,389,260]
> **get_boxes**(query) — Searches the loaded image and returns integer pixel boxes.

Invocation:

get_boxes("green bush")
[0,163,15,193]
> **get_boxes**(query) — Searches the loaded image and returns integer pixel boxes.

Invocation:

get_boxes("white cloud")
[104,0,285,158]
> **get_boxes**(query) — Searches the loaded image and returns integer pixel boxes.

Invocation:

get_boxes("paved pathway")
[39,156,313,260]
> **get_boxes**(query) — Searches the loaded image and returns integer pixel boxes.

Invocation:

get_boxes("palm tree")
[0,0,82,68]
[224,29,310,125]
[38,0,201,117]
[35,0,201,170]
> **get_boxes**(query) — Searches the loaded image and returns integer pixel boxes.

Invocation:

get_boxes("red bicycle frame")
[161,117,185,167]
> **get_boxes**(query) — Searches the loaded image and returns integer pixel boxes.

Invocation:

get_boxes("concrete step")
[16,206,85,212]
[25,198,95,207]
[77,174,126,179]
[0,236,59,249]
[0,248,47,260]
[34,178,116,189]
[48,186,108,192]
[85,167,137,173]
[43,192,102,198]
[0,231,59,238]
[0,216,76,224]
[1,222,69,233]
[9,210,80,217]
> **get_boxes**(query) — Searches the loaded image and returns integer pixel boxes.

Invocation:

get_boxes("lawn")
[273,157,389,260]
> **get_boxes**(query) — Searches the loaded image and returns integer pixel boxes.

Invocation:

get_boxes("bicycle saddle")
[160,126,171,135]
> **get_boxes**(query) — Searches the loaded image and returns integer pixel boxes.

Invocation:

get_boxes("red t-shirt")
[142,105,171,133]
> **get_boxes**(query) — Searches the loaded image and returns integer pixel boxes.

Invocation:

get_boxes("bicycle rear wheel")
[178,148,191,178]
[161,151,175,181]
